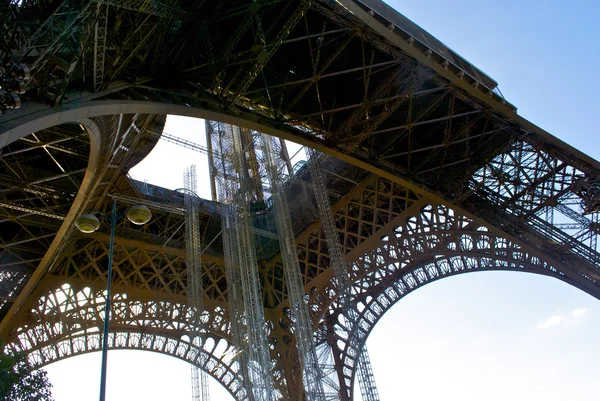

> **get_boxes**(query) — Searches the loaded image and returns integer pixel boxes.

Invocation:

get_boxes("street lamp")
[75,199,152,401]
[0,62,29,112]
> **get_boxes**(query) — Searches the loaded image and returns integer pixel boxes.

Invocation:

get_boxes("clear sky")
[45,1,600,400]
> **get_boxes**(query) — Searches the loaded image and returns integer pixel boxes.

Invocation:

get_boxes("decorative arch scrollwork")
[4,283,250,401]
[324,201,586,401]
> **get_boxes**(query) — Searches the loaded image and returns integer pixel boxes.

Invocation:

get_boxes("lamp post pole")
[99,199,117,401]
[76,199,151,401]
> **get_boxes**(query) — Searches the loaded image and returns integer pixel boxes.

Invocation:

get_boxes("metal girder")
[285,32,355,112]
[229,0,311,105]
[0,259,39,274]
[306,148,380,401]
[0,233,56,249]
[92,3,108,92]
[468,139,600,264]
[0,169,86,195]
[2,2,600,400]
[0,114,163,338]
[208,121,278,401]
[93,0,187,19]
[0,136,80,158]
[0,203,65,221]
[262,135,327,401]
[52,233,225,301]
[106,14,160,82]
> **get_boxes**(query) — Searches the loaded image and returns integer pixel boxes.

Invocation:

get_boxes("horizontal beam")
[0,258,39,273]
[0,169,86,195]
[0,233,56,248]
[0,136,76,158]
[0,202,66,220]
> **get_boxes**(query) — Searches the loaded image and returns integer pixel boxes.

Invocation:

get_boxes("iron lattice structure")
[0,1,599,400]
[184,165,210,401]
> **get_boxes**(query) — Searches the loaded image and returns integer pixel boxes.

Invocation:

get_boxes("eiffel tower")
[1,1,599,400]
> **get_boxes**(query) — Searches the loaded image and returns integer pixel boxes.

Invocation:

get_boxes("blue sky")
[45,1,600,400]
[395,0,600,155]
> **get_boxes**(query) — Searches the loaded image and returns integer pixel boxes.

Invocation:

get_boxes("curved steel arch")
[302,189,598,338]
[0,98,431,198]
[323,201,597,401]
[0,100,263,147]
[4,100,599,337]
[0,98,417,336]
[0,112,166,336]
[8,330,248,401]
[0,106,295,397]
[333,256,554,401]
[0,115,104,334]
[4,281,250,400]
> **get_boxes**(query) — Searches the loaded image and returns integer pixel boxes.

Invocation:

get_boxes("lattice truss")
[4,282,249,400]
[208,121,278,401]
[1,166,598,401]
[0,114,162,318]
[298,180,594,401]
[6,0,593,282]
[3,0,599,282]
[4,0,187,102]
[1,1,600,400]
[261,134,328,401]
[184,165,210,401]
[469,140,600,261]
[306,148,379,401]
[0,123,88,311]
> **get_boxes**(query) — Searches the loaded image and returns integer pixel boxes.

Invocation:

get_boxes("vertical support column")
[208,119,253,399]
[241,127,265,203]
[279,137,294,176]
[208,121,275,401]
[306,149,380,401]
[222,207,256,401]
[93,3,107,92]
[261,134,327,401]
[357,348,380,401]
[205,125,218,202]
[326,320,350,401]
[184,165,210,401]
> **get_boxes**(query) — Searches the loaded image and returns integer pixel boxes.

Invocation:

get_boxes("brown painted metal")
[0,1,599,400]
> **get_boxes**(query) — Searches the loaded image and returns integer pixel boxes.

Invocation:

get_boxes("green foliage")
[0,344,54,401]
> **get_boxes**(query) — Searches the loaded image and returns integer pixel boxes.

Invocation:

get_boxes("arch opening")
[39,341,243,401]
[335,249,599,401]
[45,350,237,401]
[351,270,600,401]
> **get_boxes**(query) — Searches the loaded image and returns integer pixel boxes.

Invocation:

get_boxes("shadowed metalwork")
[1,1,599,400]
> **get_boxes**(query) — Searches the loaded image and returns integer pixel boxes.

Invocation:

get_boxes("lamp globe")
[126,205,152,225]
[75,213,101,233]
